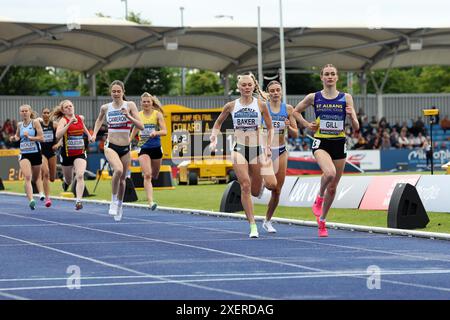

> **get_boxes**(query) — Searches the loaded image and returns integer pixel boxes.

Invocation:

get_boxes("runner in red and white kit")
[55,100,93,210]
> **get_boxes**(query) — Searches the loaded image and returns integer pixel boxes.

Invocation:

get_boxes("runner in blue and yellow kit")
[294,64,359,237]
[130,92,167,211]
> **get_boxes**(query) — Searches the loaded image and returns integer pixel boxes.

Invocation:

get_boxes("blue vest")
[19,121,40,154]
[313,91,346,138]
[263,102,289,134]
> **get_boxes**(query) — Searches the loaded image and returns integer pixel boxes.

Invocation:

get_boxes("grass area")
[2,175,449,234]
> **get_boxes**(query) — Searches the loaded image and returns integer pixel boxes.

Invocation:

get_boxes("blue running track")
[0,194,449,300]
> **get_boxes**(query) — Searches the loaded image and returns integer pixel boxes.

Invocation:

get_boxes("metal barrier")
[1,94,449,128]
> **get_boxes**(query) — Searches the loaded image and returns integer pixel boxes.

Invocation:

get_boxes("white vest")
[231,97,261,131]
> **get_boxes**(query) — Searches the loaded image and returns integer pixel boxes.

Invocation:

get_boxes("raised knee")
[75,173,84,181]
[114,169,124,177]
[323,170,336,181]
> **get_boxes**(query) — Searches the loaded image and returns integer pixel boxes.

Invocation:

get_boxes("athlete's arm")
[91,104,108,142]
[125,102,144,131]
[209,102,233,149]
[345,94,359,132]
[293,93,318,132]
[286,104,299,138]
[152,112,167,138]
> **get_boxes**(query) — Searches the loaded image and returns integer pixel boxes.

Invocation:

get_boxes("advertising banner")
[359,175,421,210]
[255,176,372,209]
[416,176,450,213]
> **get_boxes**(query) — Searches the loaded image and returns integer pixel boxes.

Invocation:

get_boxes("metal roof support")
[257,6,263,88]
[221,73,230,97]
[0,64,11,83]
[370,46,399,120]
[123,52,143,85]
[279,0,287,103]
[88,73,96,97]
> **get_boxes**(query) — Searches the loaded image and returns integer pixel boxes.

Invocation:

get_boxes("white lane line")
[0,291,29,300]
[1,208,450,295]
[2,268,450,283]
[2,270,450,293]
[0,233,272,300]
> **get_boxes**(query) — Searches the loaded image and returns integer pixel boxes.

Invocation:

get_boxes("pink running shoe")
[45,199,52,208]
[312,195,324,219]
[318,220,328,237]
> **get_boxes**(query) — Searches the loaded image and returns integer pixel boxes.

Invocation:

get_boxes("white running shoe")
[150,202,158,211]
[39,193,45,201]
[113,205,123,222]
[262,219,277,233]
[108,201,119,216]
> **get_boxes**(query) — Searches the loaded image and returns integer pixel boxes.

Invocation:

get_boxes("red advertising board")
[359,175,421,210]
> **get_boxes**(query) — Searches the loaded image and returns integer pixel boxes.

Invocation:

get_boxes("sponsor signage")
[254,175,371,209]
[359,175,421,210]
[416,176,450,213]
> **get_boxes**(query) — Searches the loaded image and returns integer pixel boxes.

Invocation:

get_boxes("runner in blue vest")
[293,64,359,237]
[261,81,298,233]
[9,104,44,210]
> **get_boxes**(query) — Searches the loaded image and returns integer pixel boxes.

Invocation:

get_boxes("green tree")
[0,66,62,95]
[185,70,223,95]
[418,66,450,93]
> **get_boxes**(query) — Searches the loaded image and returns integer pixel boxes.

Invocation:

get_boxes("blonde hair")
[141,92,164,114]
[320,64,338,76]
[237,72,269,101]
[52,100,73,120]
[19,104,38,119]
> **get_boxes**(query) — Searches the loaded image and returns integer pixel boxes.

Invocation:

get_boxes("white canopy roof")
[1,18,449,76]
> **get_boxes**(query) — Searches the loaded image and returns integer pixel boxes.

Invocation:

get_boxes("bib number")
[312,139,321,149]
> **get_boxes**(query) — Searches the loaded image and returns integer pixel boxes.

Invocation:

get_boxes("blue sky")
[1,0,450,28]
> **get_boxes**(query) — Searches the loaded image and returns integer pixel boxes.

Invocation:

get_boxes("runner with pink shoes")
[293,64,360,237]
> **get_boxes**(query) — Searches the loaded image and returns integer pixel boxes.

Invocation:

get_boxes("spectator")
[417,132,426,147]
[440,115,450,133]
[392,121,401,133]
[378,117,389,130]
[390,127,400,148]
[398,127,411,148]
[413,116,425,135]
[381,131,392,149]
[367,133,381,149]
[408,133,422,148]
[353,131,368,149]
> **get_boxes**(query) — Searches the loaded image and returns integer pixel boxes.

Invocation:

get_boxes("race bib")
[320,120,344,133]
[20,141,38,153]
[67,136,85,149]
[311,139,321,149]
[141,124,156,139]
[43,131,54,143]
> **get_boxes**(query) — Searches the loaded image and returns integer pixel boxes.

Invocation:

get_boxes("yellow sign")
[0,149,20,157]
[423,109,439,116]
